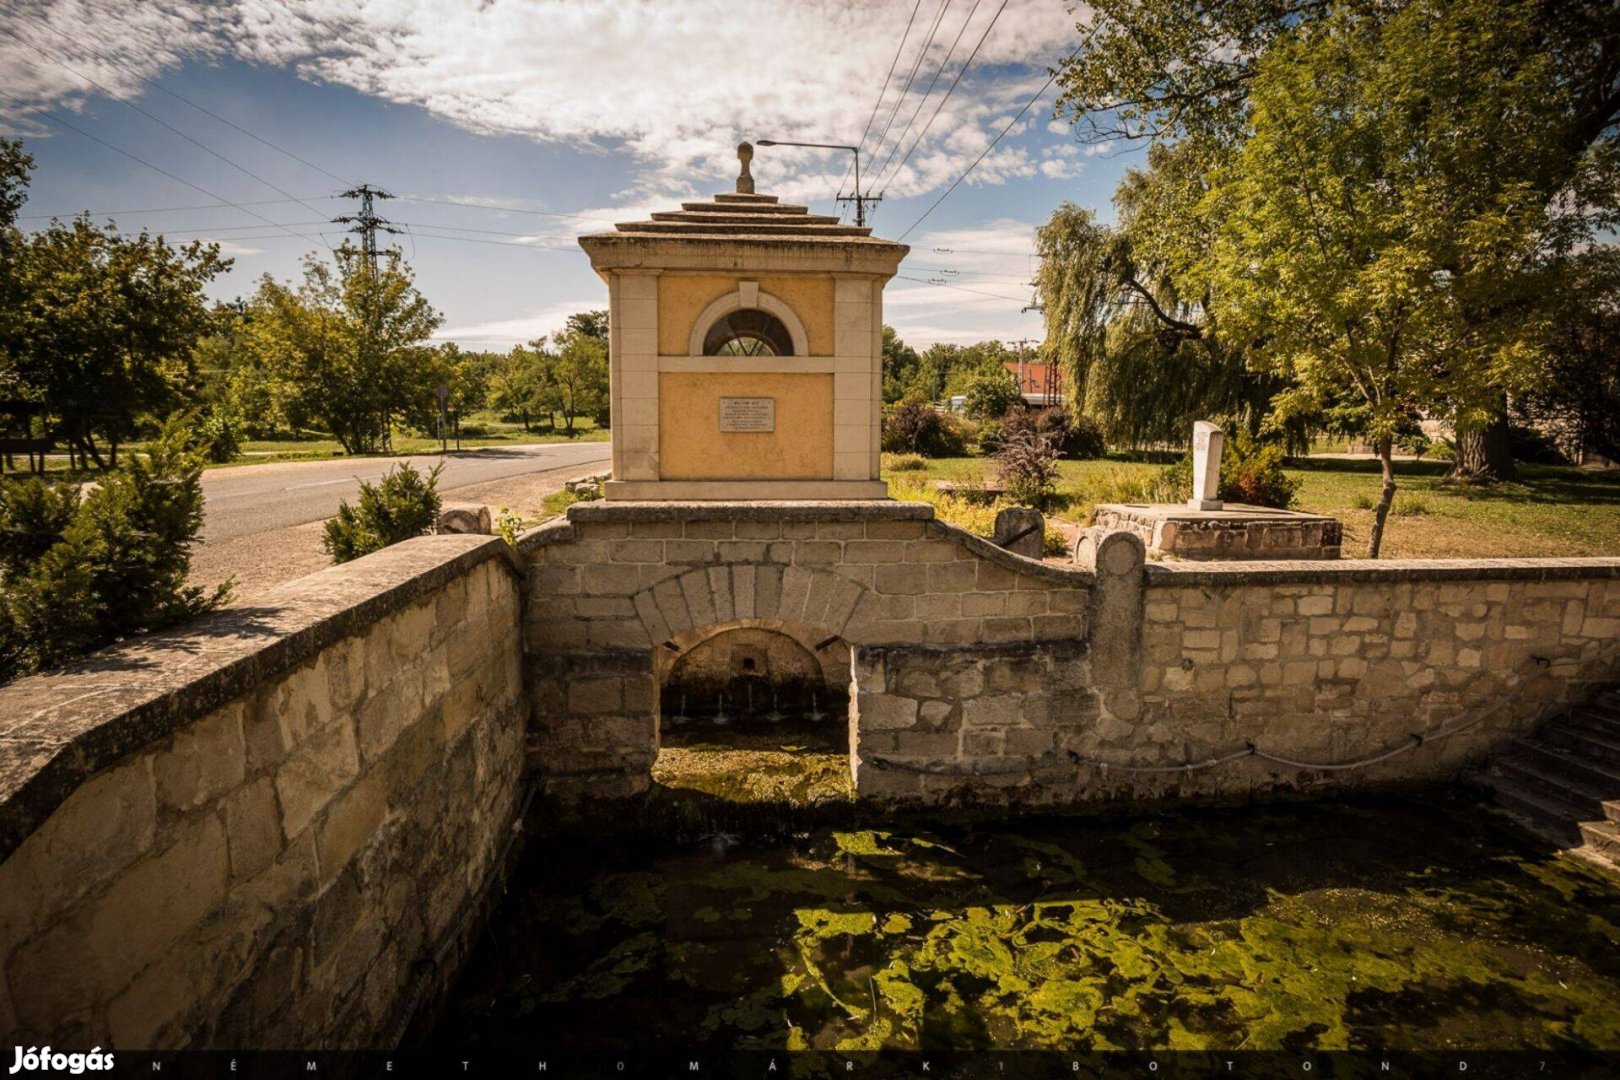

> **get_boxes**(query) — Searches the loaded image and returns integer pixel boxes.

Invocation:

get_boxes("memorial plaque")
[719,397,775,432]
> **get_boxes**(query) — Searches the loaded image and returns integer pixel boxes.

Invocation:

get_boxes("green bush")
[193,410,242,464]
[975,418,1007,455]
[0,423,226,684]
[1152,431,1299,509]
[881,398,969,457]
[322,462,443,564]
[883,453,928,472]
[1223,433,1299,508]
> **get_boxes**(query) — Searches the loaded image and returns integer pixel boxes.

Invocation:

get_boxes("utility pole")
[333,184,400,269]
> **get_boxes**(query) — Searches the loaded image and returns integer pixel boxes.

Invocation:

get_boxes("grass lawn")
[2,411,609,478]
[883,454,1620,560]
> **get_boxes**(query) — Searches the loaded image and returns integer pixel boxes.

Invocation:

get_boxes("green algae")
[435,795,1620,1053]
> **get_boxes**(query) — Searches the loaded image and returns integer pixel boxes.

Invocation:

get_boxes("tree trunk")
[1367,438,1397,559]
[1448,413,1516,482]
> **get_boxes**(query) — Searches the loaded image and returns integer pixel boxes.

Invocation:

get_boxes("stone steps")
[1476,689,1620,874]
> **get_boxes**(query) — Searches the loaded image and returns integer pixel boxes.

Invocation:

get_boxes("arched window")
[702,308,796,356]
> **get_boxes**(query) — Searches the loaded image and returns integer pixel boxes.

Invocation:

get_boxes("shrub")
[193,410,242,464]
[1350,492,1376,510]
[975,418,1007,455]
[1036,408,1107,460]
[881,398,968,457]
[0,423,226,684]
[322,462,443,564]
[1393,493,1432,517]
[1223,432,1299,509]
[1147,431,1298,509]
[994,423,1060,508]
[883,453,928,472]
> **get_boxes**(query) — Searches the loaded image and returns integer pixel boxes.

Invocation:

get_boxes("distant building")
[1005,355,1062,407]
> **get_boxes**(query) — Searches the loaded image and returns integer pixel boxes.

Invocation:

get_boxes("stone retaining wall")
[0,536,525,1049]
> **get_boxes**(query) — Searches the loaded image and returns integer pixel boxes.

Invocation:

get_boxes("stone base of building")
[1092,503,1342,560]
[604,478,890,501]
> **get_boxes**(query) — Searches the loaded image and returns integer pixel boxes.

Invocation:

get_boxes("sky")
[1,0,1141,352]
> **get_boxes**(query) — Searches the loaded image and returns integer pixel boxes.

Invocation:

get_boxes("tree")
[9,215,227,468]
[564,310,610,343]
[244,246,443,454]
[1518,249,1620,464]
[1201,0,1613,555]
[488,341,553,431]
[0,139,35,457]
[1056,0,1620,485]
[544,329,608,436]
[960,366,1021,421]
[881,325,922,404]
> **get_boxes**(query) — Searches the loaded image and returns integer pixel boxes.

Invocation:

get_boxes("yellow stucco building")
[578,143,909,500]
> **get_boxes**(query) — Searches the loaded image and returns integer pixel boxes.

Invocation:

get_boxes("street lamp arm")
[752,139,872,227]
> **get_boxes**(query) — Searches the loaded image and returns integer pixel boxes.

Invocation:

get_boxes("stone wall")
[520,504,1620,809]
[0,536,525,1049]
[517,501,1093,799]
[1104,559,1620,800]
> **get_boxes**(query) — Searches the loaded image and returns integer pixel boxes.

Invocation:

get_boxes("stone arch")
[686,285,811,357]
[627,563,872,649]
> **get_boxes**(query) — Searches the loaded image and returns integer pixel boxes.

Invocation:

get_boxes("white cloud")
[3,0,1083,201]
[435,296,603,349]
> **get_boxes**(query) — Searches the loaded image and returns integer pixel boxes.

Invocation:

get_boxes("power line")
[4,28,339,245]
[871,0,984,189]
[865,0,954,187]
[894,274,1030,303]
[0,90,328,249]
[15,7,351,187]
[835,0,925,209]
[391,221,580,244]
[18,196,336,221]
[878,0,1009,193]
[896,47,1080,242]
[393,195,618,226]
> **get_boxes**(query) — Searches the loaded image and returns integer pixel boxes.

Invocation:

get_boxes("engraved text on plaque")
[719,397,775,432]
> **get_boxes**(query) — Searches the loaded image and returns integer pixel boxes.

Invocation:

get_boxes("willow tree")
[1035,141,1286,447]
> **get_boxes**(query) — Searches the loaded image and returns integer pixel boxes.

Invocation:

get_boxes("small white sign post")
[1188,420,1225,511]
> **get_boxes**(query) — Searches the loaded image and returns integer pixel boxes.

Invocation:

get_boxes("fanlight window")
[702,309,795,356]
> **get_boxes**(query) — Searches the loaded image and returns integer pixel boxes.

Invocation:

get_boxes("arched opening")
[653,623,853,807]
[702,308,796,356]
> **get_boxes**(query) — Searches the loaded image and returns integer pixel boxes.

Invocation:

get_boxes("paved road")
[199,442,611,542]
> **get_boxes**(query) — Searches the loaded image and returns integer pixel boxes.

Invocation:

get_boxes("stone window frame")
[687,281,811,359]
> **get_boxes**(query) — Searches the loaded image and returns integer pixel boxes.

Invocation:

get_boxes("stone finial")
[1189,420,1224,511]
[736,141,755,194]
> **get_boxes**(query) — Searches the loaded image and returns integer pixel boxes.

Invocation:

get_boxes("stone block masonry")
[516,501,1094,800]
[0,536,526,1049]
